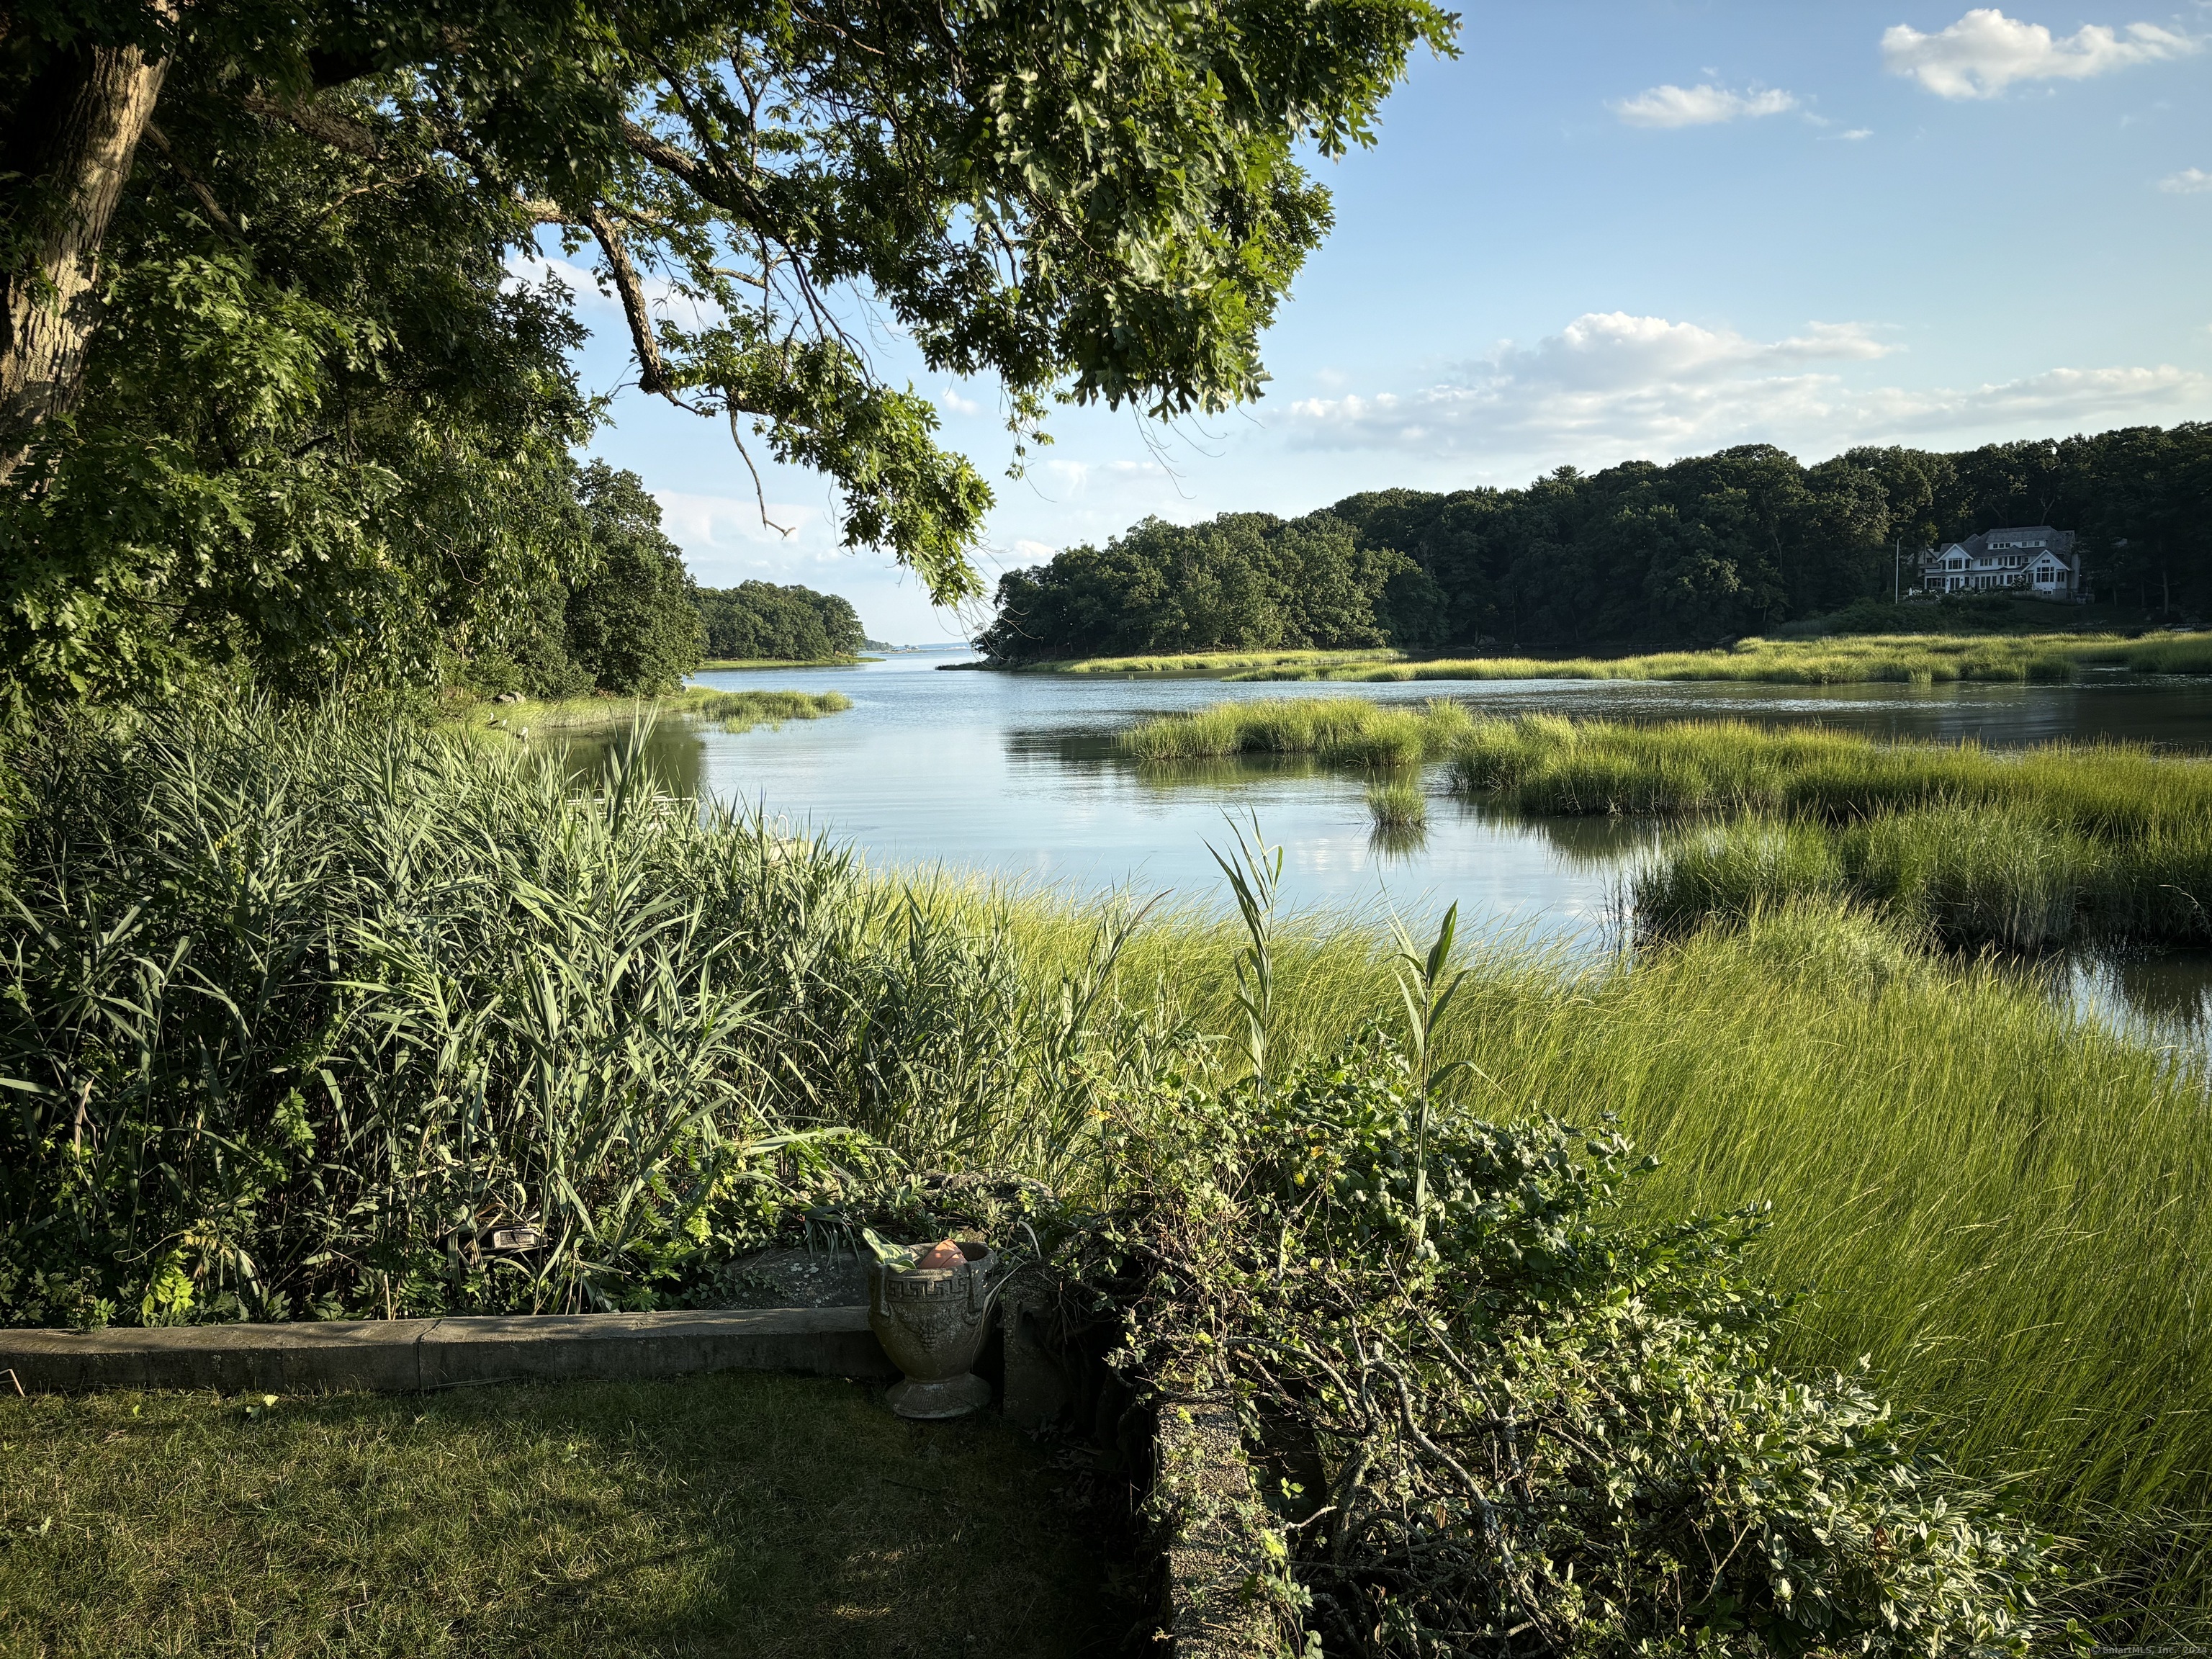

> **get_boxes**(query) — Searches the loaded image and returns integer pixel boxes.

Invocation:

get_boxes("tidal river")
[574,648,2212,1051]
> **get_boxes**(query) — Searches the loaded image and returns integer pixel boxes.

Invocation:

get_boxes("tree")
[696,580,866,661]
[977,425,2212,658]
[562,464,704,694]
[976,511,1419,661]
[0,0,1456,708]
[0,68,598,707]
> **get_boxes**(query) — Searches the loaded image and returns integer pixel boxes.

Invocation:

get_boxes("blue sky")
[552,2,2212,642]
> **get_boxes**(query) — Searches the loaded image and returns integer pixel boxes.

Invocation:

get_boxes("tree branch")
[584,206,671,398]
[238,91,383,161]
[620,120,766,222]
[142,120,241,239]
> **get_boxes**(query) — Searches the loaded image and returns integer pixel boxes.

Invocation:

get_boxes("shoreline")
[697,655,881,670]
[980,628,2212,685]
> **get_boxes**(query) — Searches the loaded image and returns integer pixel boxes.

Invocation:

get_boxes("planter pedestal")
[867,1241,1001,1420]
[887,1371,992,1419]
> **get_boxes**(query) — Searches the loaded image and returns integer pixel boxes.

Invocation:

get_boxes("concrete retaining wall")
[1157,1397,1285,1659]
[0,1306,896,1395]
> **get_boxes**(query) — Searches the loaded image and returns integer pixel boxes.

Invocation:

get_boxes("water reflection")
[1368,822,1432,863]
[2064,948,2212,1051]
[549,716,705,797]
[1444,796,1668,868]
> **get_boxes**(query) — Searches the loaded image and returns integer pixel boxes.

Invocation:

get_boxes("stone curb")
[0,1306,898,1395]
[1156,1397,1285,1659]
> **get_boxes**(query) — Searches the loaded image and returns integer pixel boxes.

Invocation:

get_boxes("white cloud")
[2160,166,2212,193]
[940,387,984,416]
[1611,83,1799,127]
[1282,311,2208,462]
[1482,311,1894,386]
[1881,9,2198,99]
[655,490,838,563]
[1838,127,1876,140]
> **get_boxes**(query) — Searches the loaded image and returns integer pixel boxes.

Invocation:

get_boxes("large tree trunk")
[0,24,172,480]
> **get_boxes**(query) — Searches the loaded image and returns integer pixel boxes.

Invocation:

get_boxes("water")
[563,651,2212,1048]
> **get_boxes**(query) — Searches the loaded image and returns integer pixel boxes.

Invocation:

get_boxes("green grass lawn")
[0,1373,1125,1659]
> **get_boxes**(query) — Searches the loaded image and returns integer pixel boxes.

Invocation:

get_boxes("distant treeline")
[462,470,871,698]
[977,425,2212,660]
[696,582,866,662]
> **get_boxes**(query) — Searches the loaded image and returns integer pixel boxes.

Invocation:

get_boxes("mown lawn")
[0,1372,1125,1659]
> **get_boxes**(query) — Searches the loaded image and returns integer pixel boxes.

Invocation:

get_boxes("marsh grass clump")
[1042,629,2212,688]
[1295,631,2149,686]
[1633,807,2103,950]
[449,684,855,739]
[1430,711,2212,946]
[1119,696,1470,766]
[1051,647,1405,676]
[1364,775,1428,830]
[693,688,853,732]
[2091,631,2212,675]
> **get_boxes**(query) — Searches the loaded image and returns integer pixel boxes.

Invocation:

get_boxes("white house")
[1916,526,2080,598]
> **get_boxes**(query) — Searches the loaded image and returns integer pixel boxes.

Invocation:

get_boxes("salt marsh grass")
[691,688,853,732]
[2095,633,2212,675]
[1434,711,2212,946]
[1445,712,2212,830]
[1043,647,1405,675]
[1364,776,1428,830]
[1118,696,1470,766]
[1034,629,2212,686]
[1320,631,2119,685]
[449,684,852,738]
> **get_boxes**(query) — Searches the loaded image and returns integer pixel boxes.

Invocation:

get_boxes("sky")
[545,1,2212,642]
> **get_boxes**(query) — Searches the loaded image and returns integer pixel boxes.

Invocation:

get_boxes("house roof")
[1918,526,2078,568]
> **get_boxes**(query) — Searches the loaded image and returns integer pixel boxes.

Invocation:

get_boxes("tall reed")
[0,704,1155,1326]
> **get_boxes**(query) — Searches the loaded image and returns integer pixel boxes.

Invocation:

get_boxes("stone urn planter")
[867,1239,1007,1419]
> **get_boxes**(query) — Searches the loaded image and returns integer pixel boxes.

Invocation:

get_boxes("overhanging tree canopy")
[0,0,1455,702]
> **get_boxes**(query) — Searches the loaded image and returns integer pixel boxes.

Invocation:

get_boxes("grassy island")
[1025,629,2212,685]
[698,655,878,670]
[1121,698,2212,948]
[448,685,852,739]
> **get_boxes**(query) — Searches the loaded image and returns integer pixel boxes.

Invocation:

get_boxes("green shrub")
[1129,1039,2072,1658]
